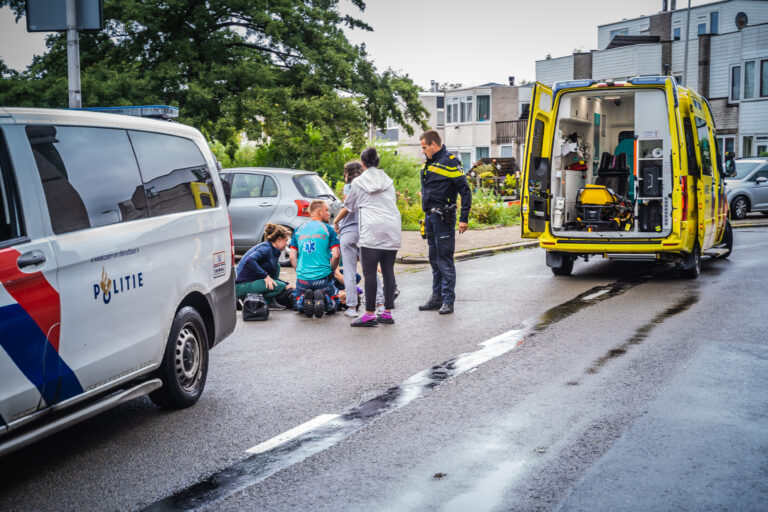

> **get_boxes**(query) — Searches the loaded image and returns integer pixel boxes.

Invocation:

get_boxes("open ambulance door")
[521,82,554,238]
[685,92,716,250]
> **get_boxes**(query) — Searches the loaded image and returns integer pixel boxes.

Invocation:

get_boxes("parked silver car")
[221,167,342,262]
[725,158,768,220]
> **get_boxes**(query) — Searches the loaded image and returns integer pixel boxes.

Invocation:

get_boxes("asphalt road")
[1,229,767,511]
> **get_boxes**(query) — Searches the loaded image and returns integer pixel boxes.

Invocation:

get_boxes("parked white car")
[0,107,236,456]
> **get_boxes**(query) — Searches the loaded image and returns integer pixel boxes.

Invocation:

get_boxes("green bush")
[210,138,521,230]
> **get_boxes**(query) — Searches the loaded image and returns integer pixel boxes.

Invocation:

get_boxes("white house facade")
[536,0,768,158]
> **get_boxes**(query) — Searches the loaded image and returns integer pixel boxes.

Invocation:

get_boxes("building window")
[610,28,628,40]
[743,136,753,157]
[730,65,741,101]
[447,96,474,124]
[744,61,755,99]
[476,147,489,160]
[673,27,681,40]
[697,23,706,35]
[437,110,445,127]
[437,96,445,109]
[519,103,530,120]
[761,60,768,98]
[476,95,490,122]
[710,11,719,34]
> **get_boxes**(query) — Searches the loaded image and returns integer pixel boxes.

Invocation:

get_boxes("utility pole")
[682,0,692,86]
[66,0,82,108]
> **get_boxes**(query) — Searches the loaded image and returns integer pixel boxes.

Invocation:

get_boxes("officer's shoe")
[438,303,454,315]
[418,296,442,311]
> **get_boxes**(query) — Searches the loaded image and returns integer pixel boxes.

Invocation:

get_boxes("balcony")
[495,120,528,145]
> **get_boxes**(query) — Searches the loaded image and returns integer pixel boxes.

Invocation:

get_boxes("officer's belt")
[424,164,463,178]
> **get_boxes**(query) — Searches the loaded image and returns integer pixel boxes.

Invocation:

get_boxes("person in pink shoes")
[333,147,401,326]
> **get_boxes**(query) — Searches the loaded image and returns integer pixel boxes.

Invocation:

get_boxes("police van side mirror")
[756,176,767,184]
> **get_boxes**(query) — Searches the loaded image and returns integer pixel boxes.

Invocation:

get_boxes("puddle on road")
[585,293,699,374]
[143,276,652,511]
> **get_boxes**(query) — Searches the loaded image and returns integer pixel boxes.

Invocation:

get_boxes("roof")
[0,107,202,140]
[597,0,739,29]
[607,35,661,49]
[221,167,313,174]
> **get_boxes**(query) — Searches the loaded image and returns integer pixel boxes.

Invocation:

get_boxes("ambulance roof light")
[552,79,596,94]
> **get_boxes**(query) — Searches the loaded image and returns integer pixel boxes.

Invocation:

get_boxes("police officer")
[418,130,472,315]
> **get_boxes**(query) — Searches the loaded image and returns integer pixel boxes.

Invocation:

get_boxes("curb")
[397,240,539,264]
[732,219,768,229]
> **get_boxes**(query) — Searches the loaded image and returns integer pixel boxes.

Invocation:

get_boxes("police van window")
[25,126,149,235]
[682,118,699,174]
[0,131,25,244]
[231,173,264,198]
[128,131,218,216]
[695,116,713,176]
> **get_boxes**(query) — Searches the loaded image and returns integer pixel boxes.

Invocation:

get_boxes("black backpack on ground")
[242,293,269,321]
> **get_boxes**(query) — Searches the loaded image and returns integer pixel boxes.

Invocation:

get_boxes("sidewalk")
[397,225,536,264]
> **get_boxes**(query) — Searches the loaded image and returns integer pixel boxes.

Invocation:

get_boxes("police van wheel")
[150,306,209,409]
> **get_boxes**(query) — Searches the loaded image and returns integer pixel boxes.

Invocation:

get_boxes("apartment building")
[368,91,445,160]
[443,81,522,169]
[536,0,768,158]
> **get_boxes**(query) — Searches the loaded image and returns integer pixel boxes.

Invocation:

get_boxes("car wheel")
[279,227,294,267]
[150,306,209,409]
[731,196,749,220]
[550,256,574,276]
[679,242,701,279]
[713,220,733,259]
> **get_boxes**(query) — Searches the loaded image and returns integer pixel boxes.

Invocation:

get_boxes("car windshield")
[293,174,335,198]
[727,161,762,180]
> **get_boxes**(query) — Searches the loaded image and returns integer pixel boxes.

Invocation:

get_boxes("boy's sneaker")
[344,308,358,318]
[302,289,314,318]
[377,310,395,324]
[313,289,326,318]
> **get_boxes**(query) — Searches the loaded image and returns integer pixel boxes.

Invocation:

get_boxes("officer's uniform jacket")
[421,145,472,223]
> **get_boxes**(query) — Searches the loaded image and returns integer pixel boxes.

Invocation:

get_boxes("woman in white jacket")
[333,147,401,326]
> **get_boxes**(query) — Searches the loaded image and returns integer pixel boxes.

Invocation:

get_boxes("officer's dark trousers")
[425,212,456,305]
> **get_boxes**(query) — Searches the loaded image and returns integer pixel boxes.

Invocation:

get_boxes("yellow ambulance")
[521,76,732,278]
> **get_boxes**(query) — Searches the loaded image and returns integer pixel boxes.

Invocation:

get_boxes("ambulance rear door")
[521,82,554,238]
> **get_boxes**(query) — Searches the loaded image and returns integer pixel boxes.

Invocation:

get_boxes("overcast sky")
[2,0,714,88]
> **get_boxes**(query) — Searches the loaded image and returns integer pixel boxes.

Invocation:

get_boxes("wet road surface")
[1,229,767,511]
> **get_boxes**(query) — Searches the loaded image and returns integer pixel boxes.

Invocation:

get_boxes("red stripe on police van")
[0,248,61,351]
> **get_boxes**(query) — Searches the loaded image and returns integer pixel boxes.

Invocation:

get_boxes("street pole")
[66,0,82,108]
[682,0,692,86]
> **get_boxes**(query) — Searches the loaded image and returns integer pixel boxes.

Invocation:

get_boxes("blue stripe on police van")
[0,303,83,405]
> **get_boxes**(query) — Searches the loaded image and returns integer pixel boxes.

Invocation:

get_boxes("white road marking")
[245,414,340,455]
[582,289,610,301]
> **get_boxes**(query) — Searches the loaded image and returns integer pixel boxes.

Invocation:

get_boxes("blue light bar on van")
[552,79,596,94]
[628,76,669,85]
[76,105,179,119]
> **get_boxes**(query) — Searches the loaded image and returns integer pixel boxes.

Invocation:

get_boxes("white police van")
[0,107,236,456]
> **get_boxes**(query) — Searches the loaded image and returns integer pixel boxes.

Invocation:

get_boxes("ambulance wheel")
[550,256,574,276]
[150,306,209,409]
[713,220,733,259]
[679,243,701,279]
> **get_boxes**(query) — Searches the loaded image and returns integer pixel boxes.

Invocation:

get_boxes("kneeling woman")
[236,223,292,304]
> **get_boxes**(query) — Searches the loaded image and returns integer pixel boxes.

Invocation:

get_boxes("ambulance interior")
[549,89,672,238]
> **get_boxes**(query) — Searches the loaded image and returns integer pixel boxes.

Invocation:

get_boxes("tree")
[0,0,428,164]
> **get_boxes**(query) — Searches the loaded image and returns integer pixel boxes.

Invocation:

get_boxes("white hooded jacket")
[343,167,402,250]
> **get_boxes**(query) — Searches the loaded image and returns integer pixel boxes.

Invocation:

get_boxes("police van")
[521,76,732,278]
[0,107,236,456]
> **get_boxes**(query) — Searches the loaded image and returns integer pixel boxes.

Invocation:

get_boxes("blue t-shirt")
[290,221,340,280]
